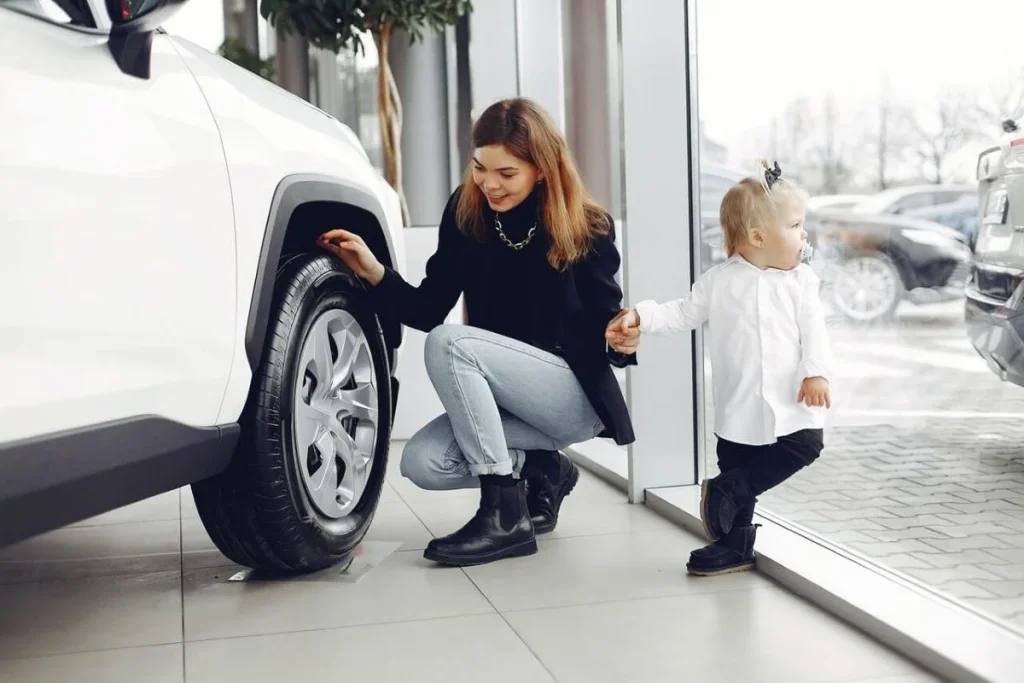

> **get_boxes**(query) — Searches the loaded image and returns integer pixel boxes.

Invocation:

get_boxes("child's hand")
[798,377,831,409]
[605,309,640,354]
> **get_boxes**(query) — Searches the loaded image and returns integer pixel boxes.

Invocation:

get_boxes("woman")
[318,97,639,567]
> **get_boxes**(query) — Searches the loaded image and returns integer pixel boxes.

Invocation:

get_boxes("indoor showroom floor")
[0,442,945,683]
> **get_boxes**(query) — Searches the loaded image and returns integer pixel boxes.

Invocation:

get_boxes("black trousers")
[715,429,824,527]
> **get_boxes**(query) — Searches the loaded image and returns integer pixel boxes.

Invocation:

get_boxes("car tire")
[192,253,392,574]
[827,250,906,324]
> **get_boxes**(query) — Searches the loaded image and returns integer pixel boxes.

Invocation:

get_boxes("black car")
[813,211,972,322]
[698,164,972,323]
[966,120,1024,386]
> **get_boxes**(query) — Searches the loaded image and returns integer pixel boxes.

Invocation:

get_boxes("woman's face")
[472,144,542,212]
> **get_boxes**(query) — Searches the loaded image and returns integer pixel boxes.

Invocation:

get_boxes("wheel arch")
[246,174,403,372]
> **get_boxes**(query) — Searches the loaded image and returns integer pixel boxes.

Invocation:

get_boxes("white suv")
[0,0,407,574]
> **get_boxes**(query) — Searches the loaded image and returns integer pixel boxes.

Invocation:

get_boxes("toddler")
[609,160,833,576]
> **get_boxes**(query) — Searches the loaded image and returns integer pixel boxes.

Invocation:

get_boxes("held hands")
[317,229,387,286]
[799,376,831,409]
[605,308,641,355]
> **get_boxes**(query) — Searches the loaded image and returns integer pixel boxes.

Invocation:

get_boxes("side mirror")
[106,0,188,79]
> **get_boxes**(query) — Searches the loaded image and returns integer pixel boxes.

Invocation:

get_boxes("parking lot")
[706,298,1024,631]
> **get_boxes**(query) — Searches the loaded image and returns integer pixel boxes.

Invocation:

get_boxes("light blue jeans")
[400,325,605,490]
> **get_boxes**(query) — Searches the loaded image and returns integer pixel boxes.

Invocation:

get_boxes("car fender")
[245,174,404,372]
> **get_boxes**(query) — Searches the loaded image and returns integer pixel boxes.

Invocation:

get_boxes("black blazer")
[371,190,637,446]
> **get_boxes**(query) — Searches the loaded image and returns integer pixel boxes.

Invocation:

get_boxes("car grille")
[972,264,1024,301]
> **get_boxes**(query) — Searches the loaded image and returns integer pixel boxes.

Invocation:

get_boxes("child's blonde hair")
[720,159,809,256]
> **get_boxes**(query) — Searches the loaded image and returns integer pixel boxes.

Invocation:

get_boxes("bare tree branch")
[913,90,972,184]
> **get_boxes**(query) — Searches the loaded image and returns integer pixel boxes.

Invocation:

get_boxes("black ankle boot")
[700,470,755,540]
[522,451,580,534]
[423,475,537,567]
[686,525,758,576]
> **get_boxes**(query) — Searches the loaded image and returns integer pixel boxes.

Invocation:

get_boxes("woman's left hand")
[606,309,641,354]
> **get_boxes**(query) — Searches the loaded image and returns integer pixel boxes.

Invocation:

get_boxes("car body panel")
[0,10,236,442]
[815,212,971,294]
[850,184,976,216]
[0,1,406,545]
[967,120,1024,387]
[166,38,406,425]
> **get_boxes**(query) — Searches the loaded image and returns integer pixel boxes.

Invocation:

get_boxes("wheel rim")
[292,309,378,519]
[832,256,899,321]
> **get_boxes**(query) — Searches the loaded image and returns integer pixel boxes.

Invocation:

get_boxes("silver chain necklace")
[494,214,537,251]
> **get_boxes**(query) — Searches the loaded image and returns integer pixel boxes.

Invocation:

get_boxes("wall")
[391,230,464,440]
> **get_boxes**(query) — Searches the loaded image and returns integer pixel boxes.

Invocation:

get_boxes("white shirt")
[635,255,833,446]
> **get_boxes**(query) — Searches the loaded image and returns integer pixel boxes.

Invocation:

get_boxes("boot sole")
[423,537,539,567]
[700,479,718,541]
[686,559,755,577]
[533,463,581,535]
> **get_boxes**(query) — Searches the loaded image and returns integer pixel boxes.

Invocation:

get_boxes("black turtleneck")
[371,185,638,445]
[374,186,563,351]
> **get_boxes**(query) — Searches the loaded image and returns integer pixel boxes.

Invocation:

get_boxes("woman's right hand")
[317,229,387,286]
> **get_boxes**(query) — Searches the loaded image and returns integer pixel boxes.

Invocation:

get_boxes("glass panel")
[308,33,384,173]
[695,0,1024,631]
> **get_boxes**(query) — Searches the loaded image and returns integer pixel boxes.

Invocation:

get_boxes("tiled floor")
[700,302,1024,630]
[0,442,945,683]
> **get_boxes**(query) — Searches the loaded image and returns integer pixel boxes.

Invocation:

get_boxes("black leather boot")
[686,525,758,576]
[700,470,755,540]
[522,450,580,534]
[423,475,537,566]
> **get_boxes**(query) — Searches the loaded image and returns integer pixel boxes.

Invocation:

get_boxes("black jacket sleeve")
[572,217,638,368]
[370,190,466,333]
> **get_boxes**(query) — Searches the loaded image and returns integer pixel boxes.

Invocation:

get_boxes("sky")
[695,0,1024,181]
[165,0,1023,184]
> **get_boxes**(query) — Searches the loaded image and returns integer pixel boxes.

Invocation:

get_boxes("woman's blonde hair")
[455,98,610,270]
[720,159,808,256]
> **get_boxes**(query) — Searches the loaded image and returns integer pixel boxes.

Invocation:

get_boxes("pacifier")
[800,241,814,262]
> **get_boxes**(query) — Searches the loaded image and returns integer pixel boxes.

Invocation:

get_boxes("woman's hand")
[317,229,387,286]
[605,308,641,354]
[798,376,831,409]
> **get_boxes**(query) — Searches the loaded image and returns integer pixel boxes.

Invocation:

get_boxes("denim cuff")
[468,461,516,477]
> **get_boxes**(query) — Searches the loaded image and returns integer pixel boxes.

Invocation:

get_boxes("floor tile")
[185,614,554,683]
[69,491,182,527]
[503,588,923,683]
[0,572,183,659]
[180,519,236,571]
[841,674,946,683]
[183,549,494,641]
[179,489,200,521]
[0,520,181,563]
[463,529,768,612]
[363,502,435,551]
[380,481,402,504]
[0,521,182,583]
[0,645,183,683]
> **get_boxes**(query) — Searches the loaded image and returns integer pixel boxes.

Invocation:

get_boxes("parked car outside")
[814,212,972,323]
[966,119,1024,387]
[807,194,869,213]
[905,194,980,247]
[697,165,970,323]
[849,184,976,217]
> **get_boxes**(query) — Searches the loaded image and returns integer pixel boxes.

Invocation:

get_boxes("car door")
[0,3,236,443]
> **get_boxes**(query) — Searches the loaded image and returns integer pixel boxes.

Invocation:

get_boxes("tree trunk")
[375,25,411,226]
